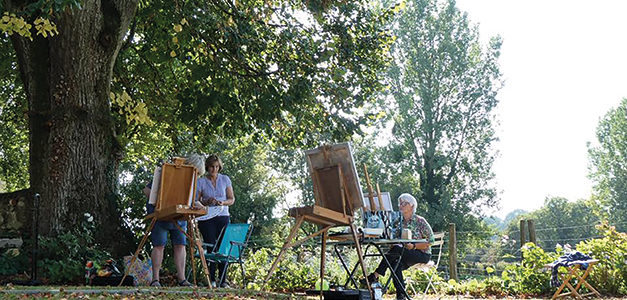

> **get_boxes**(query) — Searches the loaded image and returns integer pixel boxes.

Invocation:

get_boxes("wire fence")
[444,221,627,281]
[240,220,624,282]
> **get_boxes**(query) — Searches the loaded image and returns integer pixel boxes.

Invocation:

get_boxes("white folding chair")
[408,232,445,295]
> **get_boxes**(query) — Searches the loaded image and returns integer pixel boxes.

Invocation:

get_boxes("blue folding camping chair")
[203,223,253,287]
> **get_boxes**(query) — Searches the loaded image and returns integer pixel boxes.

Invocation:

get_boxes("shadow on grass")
[0,285,307,299]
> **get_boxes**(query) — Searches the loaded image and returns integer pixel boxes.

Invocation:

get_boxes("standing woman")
[196,154,235,287]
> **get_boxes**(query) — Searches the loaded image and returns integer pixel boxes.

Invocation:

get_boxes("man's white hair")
[185,154,205,176]
[398,193,417,214]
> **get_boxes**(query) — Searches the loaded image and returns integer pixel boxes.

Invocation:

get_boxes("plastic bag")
[123,254,153,286]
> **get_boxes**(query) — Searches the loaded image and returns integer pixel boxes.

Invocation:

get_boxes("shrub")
[500,242,556,295]
[36,213,111,284]
[229,246,317,292]
[482,275,507,296]
[0,248,29,276]
[575,222,627,295]
[0,213,112,284]
[442,270,505,297]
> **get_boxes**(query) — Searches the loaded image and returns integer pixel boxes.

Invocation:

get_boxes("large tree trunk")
[7,0,138,256]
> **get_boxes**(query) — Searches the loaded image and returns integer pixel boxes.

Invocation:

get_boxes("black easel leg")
[31,193,40,284]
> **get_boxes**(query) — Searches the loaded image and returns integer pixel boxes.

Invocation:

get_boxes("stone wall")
[0,189,32,238]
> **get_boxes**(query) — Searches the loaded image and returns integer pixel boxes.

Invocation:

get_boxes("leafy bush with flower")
[575,222,627,295]
[0,213,112,284]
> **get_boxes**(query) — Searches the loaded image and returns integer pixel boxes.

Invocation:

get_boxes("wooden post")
[527,219,536,245]
[520,219,527,248]
[363,164,377,212]
[448,223,458,281]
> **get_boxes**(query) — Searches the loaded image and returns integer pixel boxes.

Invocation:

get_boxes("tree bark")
[7,0,138,256]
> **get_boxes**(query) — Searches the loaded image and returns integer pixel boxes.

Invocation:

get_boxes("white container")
[372,282,383,300]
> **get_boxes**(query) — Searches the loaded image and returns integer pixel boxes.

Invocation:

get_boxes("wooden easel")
[119,158,211,288]
[264,144,372,297]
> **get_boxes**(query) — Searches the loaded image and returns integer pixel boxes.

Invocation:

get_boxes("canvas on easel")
[306,143,364,215]
[264,143,373,296]
[149,157,205,221]
[120,157,211,287]
[361,165,402,239]
[362,192,392,211]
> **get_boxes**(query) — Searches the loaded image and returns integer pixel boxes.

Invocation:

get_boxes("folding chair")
[203,223,253,287]
[545,259,601,300]
[408,232,445,295]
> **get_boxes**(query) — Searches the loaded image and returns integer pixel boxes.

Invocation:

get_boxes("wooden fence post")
[520,219,527,248]
[527,219,536,245]
[448,223,458,281]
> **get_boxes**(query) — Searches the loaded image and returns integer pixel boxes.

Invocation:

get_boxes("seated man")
[362,193,435,300]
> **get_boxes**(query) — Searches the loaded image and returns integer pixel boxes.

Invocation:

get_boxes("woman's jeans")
[198,215,230,282]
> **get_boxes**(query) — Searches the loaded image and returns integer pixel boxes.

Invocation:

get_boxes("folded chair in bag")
[123,254,152,286]
[203,223,253,287]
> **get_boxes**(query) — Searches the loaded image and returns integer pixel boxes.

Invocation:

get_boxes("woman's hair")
[185,154,206,176]
[205,154,223,172]
[398,193,417,215]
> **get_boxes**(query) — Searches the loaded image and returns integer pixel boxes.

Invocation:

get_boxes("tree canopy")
[1,0,507,258]
[0,0,395,255]
[380,0,503,230]
[112,0,394,154]
[588,98,627,231]
[0,38,27,192]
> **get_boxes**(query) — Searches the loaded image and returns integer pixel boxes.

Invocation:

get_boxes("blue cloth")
[196,174,232,221]
[550,251,592,287]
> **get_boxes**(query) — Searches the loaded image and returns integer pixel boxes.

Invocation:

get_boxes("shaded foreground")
[0,286,304,299]
[2,286,626,300]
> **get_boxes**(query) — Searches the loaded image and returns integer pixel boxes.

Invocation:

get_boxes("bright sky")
[455,0,627,218]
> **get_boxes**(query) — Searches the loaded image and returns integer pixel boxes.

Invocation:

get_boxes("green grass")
[0,286,306,299]
[2,287,625,299]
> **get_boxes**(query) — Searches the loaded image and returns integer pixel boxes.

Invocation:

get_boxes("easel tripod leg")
[264,216,304,283]
[192,220,211,288]
[174,219,212,289]
[319,230,328,300]
[119,217,157,287]
[195,238,211,288]
[186,216,197,286]
[349,223,373,296]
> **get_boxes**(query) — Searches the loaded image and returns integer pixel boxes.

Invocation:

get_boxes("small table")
[545,259,601,299]
[328,238,427,300]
